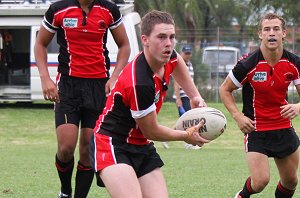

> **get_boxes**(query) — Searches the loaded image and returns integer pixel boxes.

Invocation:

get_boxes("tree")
[133,0,300,53]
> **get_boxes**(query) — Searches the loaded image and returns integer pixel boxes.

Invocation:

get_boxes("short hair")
[258,13,286,30]
[141,10,175,36]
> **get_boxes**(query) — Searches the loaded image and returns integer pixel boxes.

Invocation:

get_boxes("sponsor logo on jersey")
[253,72,267,82]
[63,18,78,28]
[154,90,160,103]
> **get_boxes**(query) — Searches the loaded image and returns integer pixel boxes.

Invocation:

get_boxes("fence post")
[215,27,220,103]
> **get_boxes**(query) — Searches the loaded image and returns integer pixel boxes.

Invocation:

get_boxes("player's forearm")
[34,45,51,80]
[185,84,203,101]
[142,124,188,142]
[174,81,181,99]
[220,90,241,120]
[136,112,188,142]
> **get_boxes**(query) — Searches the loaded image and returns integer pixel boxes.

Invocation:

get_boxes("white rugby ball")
[175,107,227,140]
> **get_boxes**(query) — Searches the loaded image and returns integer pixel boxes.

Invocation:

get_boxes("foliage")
[134,0,300,28]
[133,0,300,53]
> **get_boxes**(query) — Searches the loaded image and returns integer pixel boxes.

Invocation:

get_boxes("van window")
[203,50,237,66]
[47,35,59,53]
[202,46,240,77]
[134,23,142,51]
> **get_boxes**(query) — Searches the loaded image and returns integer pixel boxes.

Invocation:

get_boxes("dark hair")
[258,13,286,30]
[141,10,175,36]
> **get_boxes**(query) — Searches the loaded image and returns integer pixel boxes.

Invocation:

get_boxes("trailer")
[0,0,141,101]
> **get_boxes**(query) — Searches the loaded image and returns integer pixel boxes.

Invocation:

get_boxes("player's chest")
[248,63,294,91]
[57,8,110,39]
[153,76,169,112]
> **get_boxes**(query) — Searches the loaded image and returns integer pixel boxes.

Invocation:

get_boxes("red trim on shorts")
[94,133,117,171]
[244,134,249,152]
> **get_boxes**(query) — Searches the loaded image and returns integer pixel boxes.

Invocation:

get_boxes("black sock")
[239,177,257,198]
[74,161,94,198]
[55,155,74,195]
[275,181,295,198]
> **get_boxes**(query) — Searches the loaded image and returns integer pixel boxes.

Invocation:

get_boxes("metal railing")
[0,0,53,4]
[0,0,134,6]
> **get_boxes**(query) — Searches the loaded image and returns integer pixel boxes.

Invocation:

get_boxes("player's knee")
[57,145,75,161]
[79,149,91,165]
[79,138,91,149]
[78,143,90,158]
[252,176,269,192]
[282,175,298,189]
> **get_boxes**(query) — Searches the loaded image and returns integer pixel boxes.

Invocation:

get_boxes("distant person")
[90,10,208,198]
[34,0,130,197]
[220,12,300,198]
[174,45,194,117]
[0,30,13,83]
[2,30,13,68]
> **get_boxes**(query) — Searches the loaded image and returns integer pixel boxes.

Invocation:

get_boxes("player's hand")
[234,113,255,133]
[41,78,59,103]
[185,120,210,147]
[105,77,117,96]
[280,103,300,120]
[190,96,206,108]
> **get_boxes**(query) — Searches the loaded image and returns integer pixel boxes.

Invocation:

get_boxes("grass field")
[0,102,299,198]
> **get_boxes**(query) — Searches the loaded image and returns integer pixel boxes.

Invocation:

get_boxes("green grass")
[0,102,299,197]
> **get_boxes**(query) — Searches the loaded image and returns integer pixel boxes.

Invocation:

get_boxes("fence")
[165,27,300,103]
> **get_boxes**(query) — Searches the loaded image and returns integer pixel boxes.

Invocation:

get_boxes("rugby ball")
[175,107,227,140]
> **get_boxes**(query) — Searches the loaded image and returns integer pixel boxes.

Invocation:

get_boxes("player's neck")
[143,51,166,78]
[148,60,165,79]
[260,46,283,67]
[78,0,94,12]
[153,67,165,80]
[78,0,93,5]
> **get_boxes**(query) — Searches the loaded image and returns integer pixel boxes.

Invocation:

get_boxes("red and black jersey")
[42,0,122,78]
[94,51,178,145]
[229,48,300,131]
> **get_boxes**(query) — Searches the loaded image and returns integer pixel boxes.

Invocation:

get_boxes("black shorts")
[90,134,164,187]
[55,75,108,128]
[245,128,300,158]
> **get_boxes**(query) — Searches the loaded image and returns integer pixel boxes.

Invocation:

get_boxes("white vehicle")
[0,0,141,101]
[202,46,240,77]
